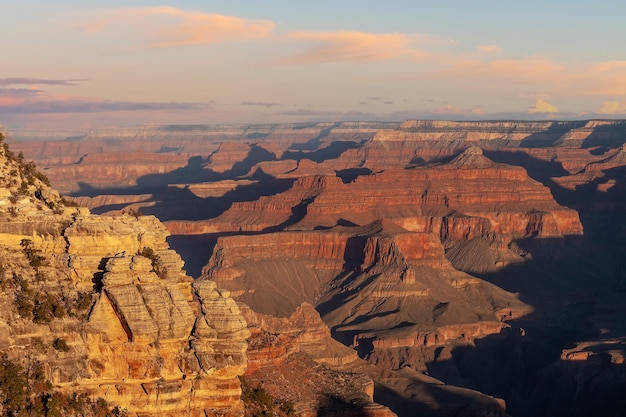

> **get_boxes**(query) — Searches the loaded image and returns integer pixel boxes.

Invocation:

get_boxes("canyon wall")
[6,119,626,417]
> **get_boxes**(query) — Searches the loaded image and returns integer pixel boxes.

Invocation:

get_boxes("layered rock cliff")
[0,135,249,416]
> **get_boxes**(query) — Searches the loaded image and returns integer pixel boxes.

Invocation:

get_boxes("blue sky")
[2,1,626,128]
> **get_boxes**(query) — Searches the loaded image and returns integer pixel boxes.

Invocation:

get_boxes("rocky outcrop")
[0,136,250,416]
[240,301,397,416]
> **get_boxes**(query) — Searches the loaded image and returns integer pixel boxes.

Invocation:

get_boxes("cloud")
[279,108,378,120]
[241,101,279,108]
[0,78,87,86]
[439,57,626,97]
[0,88,48,106]
[77,7,276,47]
[476,44,503,53]
[528,98,559,113]
[283,31,438,64]
[0,88,210,114]
[596,100,626,114]
[513,92,553,101]
[443,57,566,84]
[365,96,395,105]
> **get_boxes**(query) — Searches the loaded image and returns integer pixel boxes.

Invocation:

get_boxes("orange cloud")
[476,44,503,53]
[596,101,626,114]
[283,31,437,64]
[528,98,559,113]
[440,56,626,97]
[444,57,566,83]
[78,7,276,47]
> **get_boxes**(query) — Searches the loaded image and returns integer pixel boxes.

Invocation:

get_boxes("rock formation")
[0,135,250,416]
[7,119,626,417]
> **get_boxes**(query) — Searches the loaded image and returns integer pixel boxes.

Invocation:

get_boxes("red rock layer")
[213,148,583,239]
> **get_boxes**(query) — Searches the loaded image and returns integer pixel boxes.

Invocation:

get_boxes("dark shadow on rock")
[425,322,626,417]
[227,144,276,177]
[92,256,111,292]
[167,231,268,278]
[373,374,508,417]
[519,121,587,148]
[482,150,570,180]
[409,155,426,165]
[262,196,316,233]
[288,123,338,151]
[314,393,374,417]
[166,234,217,278]
[335,168,372,183]
[421,228,625,416]
[581,120,626,150]
[282,140,364,163]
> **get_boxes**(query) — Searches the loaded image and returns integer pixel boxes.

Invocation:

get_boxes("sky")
[2,0,626,129]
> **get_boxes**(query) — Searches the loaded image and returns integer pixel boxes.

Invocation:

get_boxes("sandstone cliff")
[0,135,250,416]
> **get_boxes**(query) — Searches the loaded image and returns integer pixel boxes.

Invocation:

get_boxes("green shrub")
[15,291,34,319]
[32,294,65,324]
[52,338,70,352]
[0,355,29,415]
[20,238,46,269]
[0,354,124,417]
[138,247,167,278]
[73,291,93,314]
[279,400,296,416]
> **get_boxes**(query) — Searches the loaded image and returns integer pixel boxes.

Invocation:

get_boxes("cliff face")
[0,137,249,416]
[212,147,582,239]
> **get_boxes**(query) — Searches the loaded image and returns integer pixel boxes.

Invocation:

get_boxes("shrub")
[0,354,123,417]
[19,181,30,195]
[73,291,93,314]
[32,294,65,324]
[14,276,34,319]
[279,400,296,416]
[0,355,29,414]
[52,338,70,352]
[3,142,15,161]
[138,247,167,278]
[31,337,46,351]
[126,208,142,218]
[20,238,46,269]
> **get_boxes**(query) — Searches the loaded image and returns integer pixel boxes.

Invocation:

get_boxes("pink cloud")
[440,57,626,97]
[283,31,438,64]
[78,7,276,47]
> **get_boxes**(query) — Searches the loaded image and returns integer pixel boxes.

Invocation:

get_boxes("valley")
[4,119,626,416]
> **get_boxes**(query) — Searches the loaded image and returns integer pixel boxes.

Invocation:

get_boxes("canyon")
[3,119,626,416]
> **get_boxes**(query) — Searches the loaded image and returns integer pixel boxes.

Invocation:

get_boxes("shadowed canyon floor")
[6,120,626,416]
